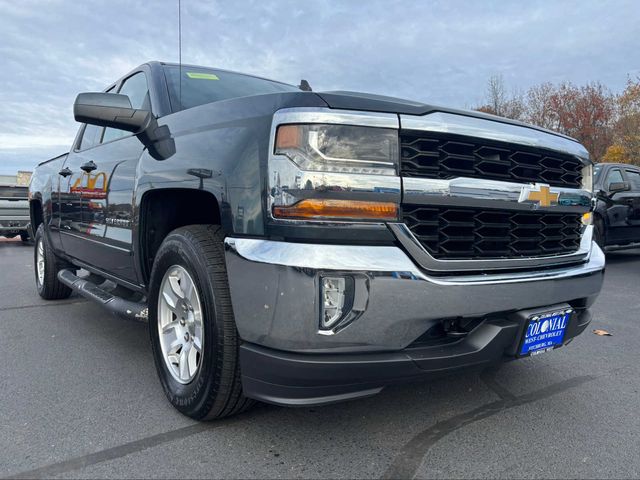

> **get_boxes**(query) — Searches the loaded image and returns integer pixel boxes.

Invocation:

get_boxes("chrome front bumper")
[224,237,605,353]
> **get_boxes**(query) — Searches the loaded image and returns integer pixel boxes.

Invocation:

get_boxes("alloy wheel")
[157,265,205,384]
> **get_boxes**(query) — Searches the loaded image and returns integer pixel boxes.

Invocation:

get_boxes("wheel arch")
[138,188,223,285]
[29,196,44,231]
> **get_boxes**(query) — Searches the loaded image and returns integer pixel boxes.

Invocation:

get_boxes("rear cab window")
[162,65,298,112]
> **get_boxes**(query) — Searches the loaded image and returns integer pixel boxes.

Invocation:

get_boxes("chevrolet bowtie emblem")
[519,184,559,208]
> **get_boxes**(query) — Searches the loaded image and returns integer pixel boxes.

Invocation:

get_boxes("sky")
[1,0,639,175]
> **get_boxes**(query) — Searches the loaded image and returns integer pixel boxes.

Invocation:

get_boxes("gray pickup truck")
[0,177,30,242]
[29,61,604,420]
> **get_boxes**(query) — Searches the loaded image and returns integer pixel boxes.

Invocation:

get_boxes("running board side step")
[57,269,148,321]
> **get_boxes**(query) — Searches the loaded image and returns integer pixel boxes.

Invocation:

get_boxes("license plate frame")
[519,308,573,357]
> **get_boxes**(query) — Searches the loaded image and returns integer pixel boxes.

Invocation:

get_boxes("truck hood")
[315,90,579,143]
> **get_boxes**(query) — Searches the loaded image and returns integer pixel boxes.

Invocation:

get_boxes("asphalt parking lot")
[1,238,639,479]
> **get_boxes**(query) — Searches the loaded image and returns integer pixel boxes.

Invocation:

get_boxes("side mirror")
[74,92,152,133]
[608,182,630,194]
[73,92,175,160]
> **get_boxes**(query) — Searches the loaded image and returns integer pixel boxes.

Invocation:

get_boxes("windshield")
[163,65,299,112]
[594,164,603,183]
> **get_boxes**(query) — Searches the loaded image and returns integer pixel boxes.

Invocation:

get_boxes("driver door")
[75,71,151,283]
[623,168,640,241]
[604,168,636,244]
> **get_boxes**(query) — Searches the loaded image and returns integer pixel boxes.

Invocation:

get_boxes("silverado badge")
[519,184,559,208]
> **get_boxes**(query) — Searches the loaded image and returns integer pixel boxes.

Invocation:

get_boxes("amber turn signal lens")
[275,125,302,150]
[273,199,398,221]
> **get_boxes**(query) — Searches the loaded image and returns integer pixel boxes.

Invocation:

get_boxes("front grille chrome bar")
[403,177,591,213]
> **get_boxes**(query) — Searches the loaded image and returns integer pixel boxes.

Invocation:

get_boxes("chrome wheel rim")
[36,239,45,286]
[157,265,204,384]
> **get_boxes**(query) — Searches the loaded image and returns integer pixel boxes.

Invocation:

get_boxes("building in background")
[16,171,32,186]
[0,171,32,186]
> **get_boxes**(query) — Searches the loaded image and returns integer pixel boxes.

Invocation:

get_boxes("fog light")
[321,277,346,330]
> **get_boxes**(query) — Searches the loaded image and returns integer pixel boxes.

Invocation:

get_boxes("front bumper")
[0,217,29,233]
[224,237,604,405]
[225,237,604,352]
[239,308,593,406]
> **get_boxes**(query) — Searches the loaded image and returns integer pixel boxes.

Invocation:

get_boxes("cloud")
[0,0,639,174]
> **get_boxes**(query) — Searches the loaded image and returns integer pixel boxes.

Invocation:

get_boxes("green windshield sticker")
[186,72,219,80]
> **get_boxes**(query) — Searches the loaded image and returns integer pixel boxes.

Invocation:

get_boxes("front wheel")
[34,224,72,300]
[148,225,253,420]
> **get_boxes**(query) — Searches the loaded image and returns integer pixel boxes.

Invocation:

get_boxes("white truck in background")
[0,171,32,242]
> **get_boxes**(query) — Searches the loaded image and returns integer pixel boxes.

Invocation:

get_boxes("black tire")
[594,216,606,249]
[148,225,254,420]
[20,231,30,243]
[34,224,73,300]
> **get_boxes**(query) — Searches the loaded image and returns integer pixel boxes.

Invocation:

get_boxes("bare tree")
[526,82,558,130]
[476,75,525,121]
[486,74,508,116]
[503,87,526,121]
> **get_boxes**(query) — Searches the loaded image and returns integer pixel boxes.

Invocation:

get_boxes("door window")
[605,169,624,190]
[79,124,103,150]
[625,170,640,191]
[103,72,150,143]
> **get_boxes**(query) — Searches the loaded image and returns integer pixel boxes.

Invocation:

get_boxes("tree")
[526,82,558,130]
[546,82,615,160]
[602,144,631,164]
[486,74,508,117]
[477,75,526,121]
[611,77,640,165]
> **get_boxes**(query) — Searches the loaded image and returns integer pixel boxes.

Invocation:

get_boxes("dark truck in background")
[29,61,604,420]
[592,162,640,251]
[0,179,30,242]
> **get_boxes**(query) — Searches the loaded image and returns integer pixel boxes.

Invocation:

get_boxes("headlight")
[274,124,398,176]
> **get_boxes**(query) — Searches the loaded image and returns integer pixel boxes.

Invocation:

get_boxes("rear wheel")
[20,231,30,243]
[34,224,72,300]
[148,225,253,420]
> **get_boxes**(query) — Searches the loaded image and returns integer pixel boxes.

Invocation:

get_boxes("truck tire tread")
[34,223,72,300]
[149,224,254,420]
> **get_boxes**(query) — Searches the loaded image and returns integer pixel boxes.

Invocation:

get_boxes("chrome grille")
[402,205,582,259]
[400,131,583,188]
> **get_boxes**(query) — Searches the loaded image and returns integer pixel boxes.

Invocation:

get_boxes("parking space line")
[480,369,518,402]
[381,374,597,480]
[5,418,243,479]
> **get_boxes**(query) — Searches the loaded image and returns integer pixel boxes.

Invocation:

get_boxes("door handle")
[80,161,97,173]
[58,167,73,177]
